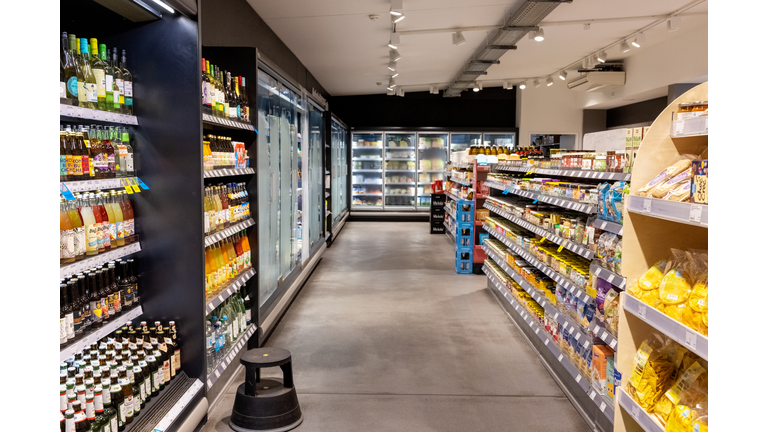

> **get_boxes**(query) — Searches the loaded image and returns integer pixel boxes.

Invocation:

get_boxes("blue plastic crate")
[456,222,474,248]
[455,246,473,274]
[455,200,475,223]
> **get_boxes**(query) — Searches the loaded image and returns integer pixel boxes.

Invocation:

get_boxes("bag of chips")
[652,357,708,426]
[682,251,708,336]
[628,260,667,309]
[627,334,682,410]
[659,249,696,322]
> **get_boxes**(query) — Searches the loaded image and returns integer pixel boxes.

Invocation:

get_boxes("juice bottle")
[204,188,215,234]
[66,199,86,261]
[204,246,214,296]
[96,192,112,251]
[221,239,232,283]
[60,198,76,264]
[219,186,230,228]
[240,231,251,269]
[224,238,235,279]
[212,187,223,230]
[87,193,105,253]
[233,232,244,273]
[110,190,125,247]
[213,242,225,288]
[82,194,99,256]
[103,192,117,249]
[121,192,135,244]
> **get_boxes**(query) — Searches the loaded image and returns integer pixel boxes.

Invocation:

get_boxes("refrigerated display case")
[450,133,482,154]
[307,99,325,248]
[351,132,384,210]
[483,133,516,151]
[417,133,448,210]
[384,132,417,210]
[331,117,349,225]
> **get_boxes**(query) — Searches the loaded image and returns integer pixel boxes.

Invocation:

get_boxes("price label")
[131,183,141,193]
[124,184,134,194]
[535,328,539,335]
[583,340,590,349]
[554,313,559,321]
[557,244,564,252]
[558,354,564,362]
[642,198,652,213]
[135,177,149,190]
[599,402,606,412]
[610,339,618,349]
[589,390,597,399]
[576,374,582,383]
[631,404,640,419]
[606,274,615,284]
[575,333,581,341]
[544,339,549,346]
[685,330,697,350]
[637,303,647,319]
[689,204,703,223]
[60,183,76,201]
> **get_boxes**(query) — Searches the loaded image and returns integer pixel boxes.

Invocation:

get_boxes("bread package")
[638,159,692,197]
[651,168,693,199]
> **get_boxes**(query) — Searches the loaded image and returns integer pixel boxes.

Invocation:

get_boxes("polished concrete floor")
[203,222,591,432]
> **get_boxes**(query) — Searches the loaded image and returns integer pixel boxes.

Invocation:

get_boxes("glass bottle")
[62,32,78,104]
[60,283,70,345]
[89,39,108,111]
[121,128,135,177]
[72,400,89,432]
[102,383,118,432]
[110,382,125,431]
[202,57,211,114]
[120,50,134,115]
[60,198,76,264]
[127,259,139,306]
[118,367,134,426]
[110,191,125,247]
[77,37,98,109]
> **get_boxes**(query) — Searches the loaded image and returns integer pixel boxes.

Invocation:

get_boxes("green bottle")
[120,50,134,115]
[79,38,99,109]
[111,48,124,113]
[89,38,108,111]
[100,44,120,113]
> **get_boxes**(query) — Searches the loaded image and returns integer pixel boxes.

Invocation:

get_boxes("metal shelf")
[485,181,597,214]
[385,158,415,161]
[352,157,382,161]
[483,246,550,309]
[485,201,596,260]
[444,190,462,202]
[205,268,256,315]
[352,193,382,197]
[450,175,472,186]
[149,376,204,432]
[351,169,383,172]
[617,388,665,432]
[592,218,624,236]
[60,242,141,279]
[204,218,255,247]
[202,113,256,131]
[590,262,627,290]
[449,163,472,169]
[62,178,136,193]
[623,294,708,360]
[203,167,255,178]
[495,164,632,182]
[60,103,138,125]
[60,306,143,362]
[444,221,455,242]
[443,205,456,221]
[626,195,708,228]
[588,320,618,351]
[206,324,257,390]
[384,182,415,185]
[385,146,415,150]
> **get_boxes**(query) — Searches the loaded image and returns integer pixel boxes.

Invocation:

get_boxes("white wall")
[518,83,584,148]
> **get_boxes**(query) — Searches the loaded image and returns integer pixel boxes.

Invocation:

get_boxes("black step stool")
[229,347,303,432]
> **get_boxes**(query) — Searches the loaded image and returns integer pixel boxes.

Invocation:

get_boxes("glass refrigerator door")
[339,127,348,215]
[257,71,300,307]
[450,133,482,155]
[331,120,347,226]
[483,133,516,152]
[351,132,384,210]
[416,133,448,210]
[383,133,416,210]
[308,103,324,248]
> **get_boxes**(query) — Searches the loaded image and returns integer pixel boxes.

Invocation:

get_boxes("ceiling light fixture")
[397,88,405,97]
[452,31,466,46]
[473,82,480,92]
[388,78,396,89]
[582,58,588,69]
[533,28,545,42]
[546,76,554,86]
[667,16,681,32]
[392,72,399,78]
[534,79,541,88]
[519,80,527,89]
[387,88,395,96]
[390,49,402,62]
[389,0,403,16]
[632,32,646,48]
[152,0,175,13]
[620,40,631,53]
[388,32,400,50]
[597,51,607,63]
[392,13,405,24]
[558,70,567,80]
[430,86,439,94]
[387,61,397,72]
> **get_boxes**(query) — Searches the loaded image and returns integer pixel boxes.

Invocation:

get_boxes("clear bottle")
[110,191,125,247]
[213,319,223,363]
[66,200,86,261]
[102,192,117,249]
[89,39,109,111]
[81,194,99,256]
[120,50,134,115]
[205,320,215,373]
[60,198,76,264]
[77,38,99,109]
[121,128,135,177]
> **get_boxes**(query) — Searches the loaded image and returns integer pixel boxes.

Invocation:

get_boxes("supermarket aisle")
[204,222,590,432]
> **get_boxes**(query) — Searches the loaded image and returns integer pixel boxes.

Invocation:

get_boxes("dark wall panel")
[330,87,517,129]
[200,0,329,98]
[606,97,667,128]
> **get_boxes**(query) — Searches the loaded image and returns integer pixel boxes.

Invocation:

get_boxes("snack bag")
[627,335,680,410]
[682,273,708,336]
[652,358,708,426]
[651,168,693,199]
[659,250,695,322]
[638,159,693,197]
[603,287,620,334]
[628,260,667,309]
[614,238,622,274]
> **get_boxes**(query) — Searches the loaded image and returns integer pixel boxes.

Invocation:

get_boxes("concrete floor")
[203,222,591,432]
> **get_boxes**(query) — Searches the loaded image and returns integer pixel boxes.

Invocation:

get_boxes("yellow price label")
[131,184,141,193]
[539,237,547,243]
[557,244,564,252]
[526,170,534,176]
[124,185,134,194]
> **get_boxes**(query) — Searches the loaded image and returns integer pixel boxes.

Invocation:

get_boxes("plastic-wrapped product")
[628,260,667,309]
[627,334,682,410]
[603,288,620,334]
[681,251,708,336]
[638,159,693,197]
[614,239,622,274]
[650,168,693,199]
[659,249,695,322]
[652,358,708,426]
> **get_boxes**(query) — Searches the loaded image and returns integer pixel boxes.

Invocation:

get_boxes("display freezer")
[416,133,448,210]
[384,132,417,210]
[331,118,349,225]
[351,132,384,210]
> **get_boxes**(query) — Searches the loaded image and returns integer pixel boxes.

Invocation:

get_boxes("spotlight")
[546,76,553,86]
[387,61,397,72]
[392,72,399,78]
[667,16,681,32]
[502,81,508,90]
[152,0,175,13]
[582,58,588,69]
[388,32,400,49]
[558,70,567,80]
[390,49,402,62]
[387,88,395,95]
[473,82,480,92]
[388,77,396,89]
[620,40,630,53]
[592,54,600,65]
[519,80,527,89]
[533,28,545,42]
[452,31,466,46]
[430,86,439,94]
[534,79,541,88]
[392,14,405,23]
[597,51,607,63]
[390,0,403,16]
[632,32,646,48]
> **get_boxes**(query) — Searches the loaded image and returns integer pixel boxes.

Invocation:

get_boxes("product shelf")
[485,180,597,214]
[483,245,550,310]
[483,223,593,304]
[61,178,138,193]
[60,242,141,279]
[419,170,445,173]
[626,195,708,228]
[385,158,415,161]
[149,378,205,432]
[351,157,382,161]
[203,167,255,178]
[484,201,596,260]
[202,113,256,131]
[60,305,143,362]
[444,190,461,202]
[384,182,416,185]
[443,205,456,221]
[484,266,615,424]
[623,294,708,360]
[205,268,256,315]
[450,174,472,186]
[352,169,383,173]
[352,193,382,197]
[588,320,618,351]
[617,388,665,432]
[592,218,624,236]
[590,262,627,290]
[60,103,139,125]
[494,164,632,182]
[206,323,258,390]
[449,162,472,169]
[352,146,383,149]
[385,146,415,150]
[204,218,255,247]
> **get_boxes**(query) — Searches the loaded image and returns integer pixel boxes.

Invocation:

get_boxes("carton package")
[606,356,615,402]
[691,159,708,204]
[591,345,614,395]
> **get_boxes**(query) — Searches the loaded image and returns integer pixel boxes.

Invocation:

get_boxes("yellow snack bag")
[653,359,707,426]
[628,260,667,309]
[628,335,679,410]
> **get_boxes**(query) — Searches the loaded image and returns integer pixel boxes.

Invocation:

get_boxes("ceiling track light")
[546,76,554,86]
[391,72,399,78]
[632,32,646,48]
[387,88,395,96]
[152,0,175,13]
[389,0,403,16]
[519,80,527,90]
[620,40,631,53]
[390,49,402,62]
[388,32,400,50]
[534,79,541,88]
[392,14,405,23]
[388,78,396,88]
[667,16,681,32]
[502,81,509,90]
[472,82,480,92]
[597,51,607,63]
[533,28,545,42]
[452,31,466,46]
[387,61,397,72]
[582,58,588,69]
[558,70,567,80]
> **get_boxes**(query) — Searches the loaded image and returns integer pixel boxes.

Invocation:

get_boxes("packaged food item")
[591,345,613,395]
[627,334,682,410]
[638,159,693,197]
[603,288,620,335]
[664,180,692,202]
[628,260,667,309]
[653,358,708,428]
[614,239,622,274]
[606,356,616,402]
[658,249,701,322]
[690,160,708,204]
[681,251,708,336]
[650,168,693,199]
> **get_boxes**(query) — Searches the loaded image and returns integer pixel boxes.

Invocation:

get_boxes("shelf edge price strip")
[207,324,257,389]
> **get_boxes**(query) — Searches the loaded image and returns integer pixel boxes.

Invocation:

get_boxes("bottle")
[137,353,151,405]
[76,128,91,179]
[60,127,69,182]
[104,127,117,178]
[102,383,118,432]
[233,76,242,121]
[85,391,98,432]
[78,276,92,334]
[120,50,134,115]
[112,48,124,113]
[127,259,139,306]
[110,382,125,431]
[103,193,117,249]
[120,128,134,177]
[118,367,134,426]
[226,71,236,119]
[62,32,77,104]
[111,127,123,177]
[89,39,108,111]
[240,77,249,123]
[61,284,70,345]
[118,262,132,311]
[99,193,113,251]
[61,199,76,264]
[222,70,230,119]
[88,273,103,329]
[93,193,110,252]
[213,319,223,363]
[202,58,211,114]
[98,270,111,325]
[78,37,99,109]
[72,400,90,432]
[156,328,171,383]
[146,354,159,397]
[109,264,123,316]
[92,127,108,179]
[130,365,142,416]
[110,191,125,247]
[170,321,181,375]
[99,44,118,112]
[205,320,214,373]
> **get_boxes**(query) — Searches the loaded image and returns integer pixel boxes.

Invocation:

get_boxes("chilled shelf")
[385,158,415,161]
[149,377,204,432]
[60,103,139,125]
[352,146,383,149]
[483,223,592,304]
[202,113,256,131]
[60,305,143,362]
[60,242,141,279]
[385,169,415,172]
[61,178,137,193]
[384,182,415,185]
[623,294,708,360]
[203,167,255,178]
[352,193,382,197]
[385,146,415,150]
[419,170,445,173]
[494,164,632,182]
[205,268,256,314]
[449,163,472,169]
[206,324,258,390]
[590,262,627,290]
[352,169,383,172]
[592,218,624,236]
[485,201,596,260]
[204,218,255,247]
[384,193,414,197]
[352,157,382,161]
[626,195,708,228]
[485,181,597,214]
[617,388,665,432]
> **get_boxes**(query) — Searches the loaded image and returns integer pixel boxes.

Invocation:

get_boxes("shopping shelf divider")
[207,324,258,390]
[61,305,143,362]
[494,164,631,182]
[592,218,624,236]
[617,388,665,432]
[484,202,595,260]
[60,242,141,279]
[204,218,255,247]
[623,294,708,360]
[205,268,256,315]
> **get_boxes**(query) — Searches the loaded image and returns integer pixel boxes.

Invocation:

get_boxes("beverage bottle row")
[61,260,139,346]
[204,232,252,296]
[60,191,135,263]
[203,134,248,171]
[204,183,251,235]
[60,124,135,182]
[205,290,251,373]
[60,320,181,432]
[61,33,134,115]
[201,58,250,122]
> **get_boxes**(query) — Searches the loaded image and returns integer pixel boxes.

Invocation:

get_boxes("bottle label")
[100,297,109,320]
[109,222,117,241]
[85,83,99,102]
[126,97,133,107]
[125,81,133,97]
[60,155,68,176]
[139,379,147,401]
[90,300,102,323]
[116,220,124,240]
[174,350,181,372]
[73,156,83,176]
[118,401,125,425]
[94,69,106,97]
[144,377,151,399]
[60,318,67,344]
[73,226,85,259]
[94,154,109,172]
[125,156,134,172]
[106,74,114,94]
[124,395,134,418]
[134,393,141,414]
[81,155,90,176]
[107,154,115,170]
[60,81,66,98]
[61,230,75,259]
[202,82,209,105]
[72,308,82,334]
[110,416,117,432]
[73,411,87,423]
[128,218,135,236]
[67,76,79,97]
[86,223,100,251]
[117,79,124,94]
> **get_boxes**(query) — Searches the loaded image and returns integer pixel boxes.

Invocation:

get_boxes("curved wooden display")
[613,82,708,432]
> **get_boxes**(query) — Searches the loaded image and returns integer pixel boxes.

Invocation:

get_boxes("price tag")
[606,273,615,284]
[631,404,640,419]
[558,354,564,362]
[575,333,581,341]
[685,330,697,350]
[131,180,141,193]
[557,244,564,252]
[502,190,508,195]
[544,339,549,346]
[642,198,652,213]
[689,204,703,223]
[583,340,590,349]
[535,328,539,335]
[610,339,618,349]
[599,402,606,412]
[637,303,647,319]
[135,177,149,190]
[553,313,559,321]
[576,374,582,383]
[601,330,608,340]
[589,390,596,399]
